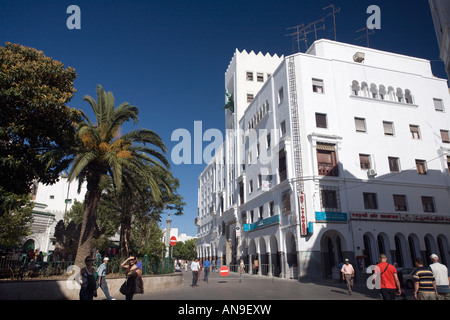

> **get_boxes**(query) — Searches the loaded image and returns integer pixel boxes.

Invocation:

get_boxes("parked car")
[397,267,416,289]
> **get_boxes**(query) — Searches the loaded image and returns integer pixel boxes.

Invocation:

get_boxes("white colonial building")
[196,39,450,281]
[22,176,87,255]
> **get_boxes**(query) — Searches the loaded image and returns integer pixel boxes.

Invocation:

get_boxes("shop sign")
[315,211,348,222]
[299,193,308,236]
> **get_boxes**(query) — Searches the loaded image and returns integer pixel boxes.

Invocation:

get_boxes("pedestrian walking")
[184,260,188,272]
[239,259,245,282]
[120,256,144,300]
[375,254,401,300]
[413,257,438,300]
[203,258,211,283]
[429,254,450,300]
[191,258,201,287]
[97,257,115,300]
[340,258,355,295]
[79,256,97,300]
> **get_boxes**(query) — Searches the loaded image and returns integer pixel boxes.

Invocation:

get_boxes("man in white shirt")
[97,257,115,300]
[341,259,355,295]
[191,258,201,288]
[429,254,450,300]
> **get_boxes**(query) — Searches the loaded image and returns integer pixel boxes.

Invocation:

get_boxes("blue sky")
[0,0,446,237]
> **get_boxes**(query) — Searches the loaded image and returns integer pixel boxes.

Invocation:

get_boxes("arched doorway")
[363,233,377,266]
[259,238,268,275]
[408,234,420,266]
[394,234,407,267]
[23,239,35,252]
[320,230,345,279]
[269,235,280,277]
[437,235,449,266]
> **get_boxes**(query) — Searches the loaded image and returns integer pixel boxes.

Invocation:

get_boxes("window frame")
[363,192,378,210]
[312,78,324,94]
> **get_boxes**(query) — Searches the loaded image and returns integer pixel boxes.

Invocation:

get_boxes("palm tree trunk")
[120,209,132,257]
[74,173,102,267]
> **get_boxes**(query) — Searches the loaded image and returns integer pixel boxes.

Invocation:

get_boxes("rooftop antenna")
[286,24,305,53]
[322,4,341,41]
[355,27,375,48]
[286,18,326,53]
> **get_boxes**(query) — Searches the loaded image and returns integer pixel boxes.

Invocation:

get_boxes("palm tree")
[69,85,170,267]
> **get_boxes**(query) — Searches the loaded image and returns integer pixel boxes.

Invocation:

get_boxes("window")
[280,120,286,136]
[405,90,413,104]
[269,201,275,216]
[317,144,338,176]
[359,154,371,170]
[239,181,244,205]
[250,210,254,223]
[363,192,378,210]
[259,206,263,219]
[434,98,444,112]
[267,133,271,148]
[246,71,254,81]
[247,93,254,103]
[393,195,407,211]
[279,149,287,182]
[410,125,420,139]
[315,113,328,128]
[421,196,435,213]
[278,87,284,104]
[258,174,262,188]
[49,195,55,200]
[257,73,264,82]
[241,211,247,224]
[281,190,291,213]
[312,79,324,93]
[416,159,427,175]
[355,117,366,133]
[249,180,253,194]
[321,189,339,211]
[388,157,400,173]
[383,121,394,136]
[440,130,450,143]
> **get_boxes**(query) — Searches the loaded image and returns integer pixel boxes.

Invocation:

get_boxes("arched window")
[396,88,404,103]
[370,83,378,99]
[361,82,369,98]
[405,89,413,104]
[351,80,360,96]
[379,85,387,100]
[388,86,395,101]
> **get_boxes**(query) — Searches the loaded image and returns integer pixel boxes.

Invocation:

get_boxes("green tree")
[173,239,197,261]
[0,189,33,249]
[68,85,170,267]
[0,43,80,196]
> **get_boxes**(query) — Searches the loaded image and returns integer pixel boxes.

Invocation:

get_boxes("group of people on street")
[190,257,214,287]
[79,254,143,301]
[340,253,450,300]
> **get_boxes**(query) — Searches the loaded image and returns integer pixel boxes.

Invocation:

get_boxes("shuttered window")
[355,117,366,132]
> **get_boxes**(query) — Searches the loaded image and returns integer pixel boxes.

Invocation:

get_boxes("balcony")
[318,163,339,177]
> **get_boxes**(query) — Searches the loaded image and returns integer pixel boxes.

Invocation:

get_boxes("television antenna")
[322,4,341,41]
[286,18,326,53]
[355,27,375,48]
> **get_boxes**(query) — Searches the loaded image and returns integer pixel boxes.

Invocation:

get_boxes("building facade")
[429,0,450,81]
[197,40,450,281]
[22,176,87,256]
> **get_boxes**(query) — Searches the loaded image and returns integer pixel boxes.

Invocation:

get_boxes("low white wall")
[0,273,183,300]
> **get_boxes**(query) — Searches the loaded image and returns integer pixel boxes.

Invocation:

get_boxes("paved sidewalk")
[129,270,381,300]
